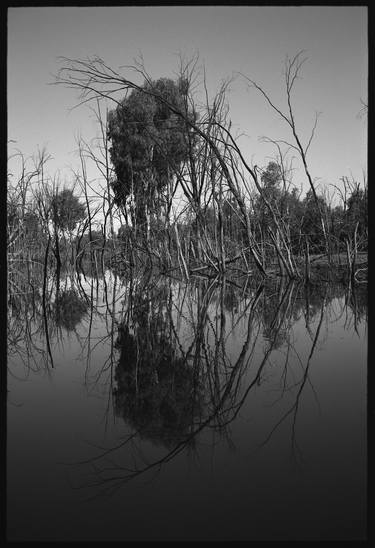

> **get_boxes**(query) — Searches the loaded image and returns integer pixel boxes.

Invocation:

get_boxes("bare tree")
[241,51,330,260]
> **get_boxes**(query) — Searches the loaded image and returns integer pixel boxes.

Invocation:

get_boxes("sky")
[7,6,367,211]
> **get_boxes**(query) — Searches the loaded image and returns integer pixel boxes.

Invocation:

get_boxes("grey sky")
[8,6,367,200]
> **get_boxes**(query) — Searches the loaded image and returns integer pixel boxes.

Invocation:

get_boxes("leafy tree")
[48,188,86,269]
[256,162,283,228]
[281,187,304,253]
[329,204,345,246]
[24,211,40,238]
[108,77,196,232]
[301,190,328,252]
[253,162,288,255]
[222,195,247,245]
[261,161,282,192]
[345,187,367,241]
[78,229,104,250]
[7,201,19,231]
[50,188,86,233]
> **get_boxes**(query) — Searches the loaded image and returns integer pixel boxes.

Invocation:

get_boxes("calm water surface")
[7,271,367,541]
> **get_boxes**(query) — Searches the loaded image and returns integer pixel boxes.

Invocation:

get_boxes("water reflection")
[114,322,204,448]
[62,273,365,498]
[113,277,205,448]
[54,288,88,331]
[7,265,367,506]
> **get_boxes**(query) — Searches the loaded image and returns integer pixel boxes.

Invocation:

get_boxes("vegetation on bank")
[8,52,367,287]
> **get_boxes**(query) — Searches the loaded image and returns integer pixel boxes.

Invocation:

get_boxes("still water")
[7,270,367,541]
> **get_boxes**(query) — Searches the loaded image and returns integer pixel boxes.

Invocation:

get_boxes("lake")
[7,270,367,541]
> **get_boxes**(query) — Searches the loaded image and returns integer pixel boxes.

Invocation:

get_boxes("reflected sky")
[7,271,367,541]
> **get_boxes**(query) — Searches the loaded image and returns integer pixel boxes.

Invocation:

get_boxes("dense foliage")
[108,77,196,230]
[50,188,86,232]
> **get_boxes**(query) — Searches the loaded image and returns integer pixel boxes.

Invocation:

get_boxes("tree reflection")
[72,273,369,498]
[53,288,88,331]
[74,276,267,496]
[345,283,368,334]
[260,280,297,349]
[7,266,91,373]
[113,323,204,448]
[257,284,328,462]
[111,276,211,448]
[7,262,51,373]
[7,262,367,498]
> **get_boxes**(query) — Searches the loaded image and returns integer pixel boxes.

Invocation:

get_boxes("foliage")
[78,229,105,250]
[113,282,204,448]
[50,188,86,232]
[257,161,283,225]
[24,211,41,238]
[261,161,282,192]
[301,190,328,251]
[114,325,203,448]
[54,289,88,331]
[108,77,196,227]
[346,187,367,240]
[251,162,304,254]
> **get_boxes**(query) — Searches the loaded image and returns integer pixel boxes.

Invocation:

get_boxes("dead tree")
[54,55,268,277]
[241,51,330,262]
